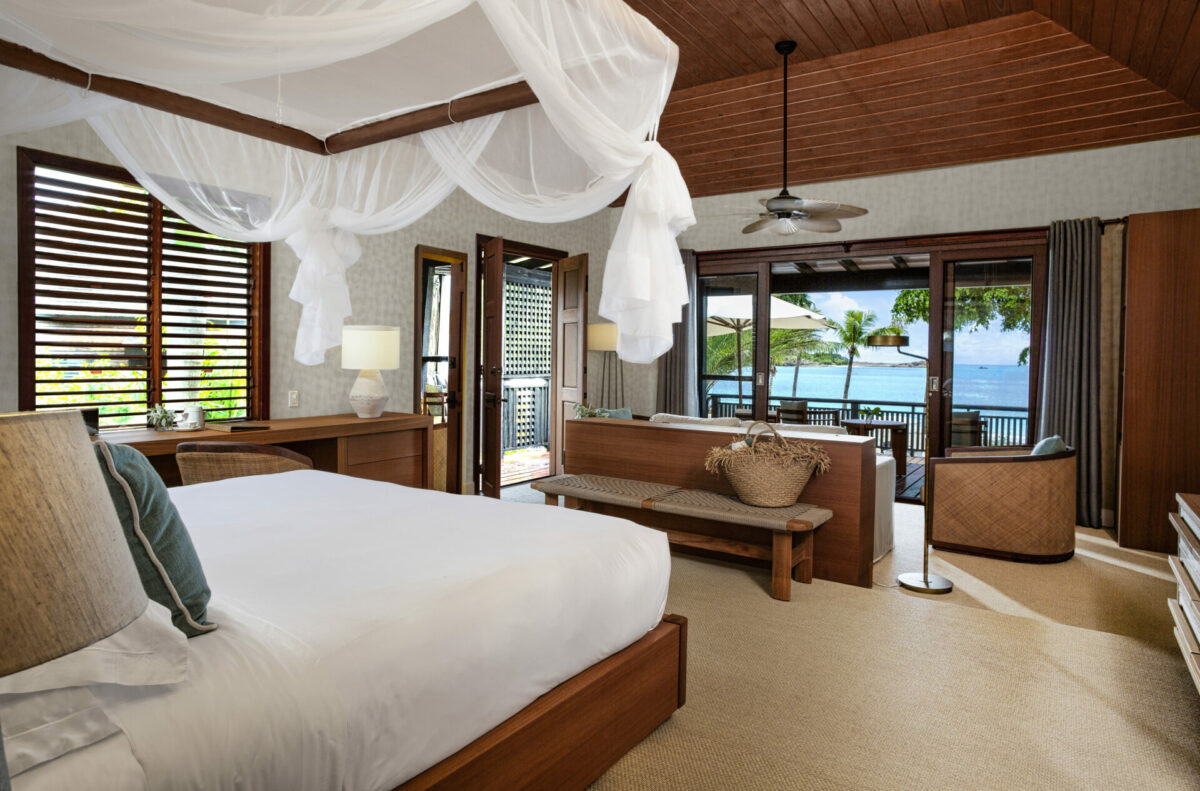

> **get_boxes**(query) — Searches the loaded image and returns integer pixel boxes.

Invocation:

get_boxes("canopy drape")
[1,0,695,364]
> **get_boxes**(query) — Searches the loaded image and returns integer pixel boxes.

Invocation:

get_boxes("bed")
[12,470,680,791]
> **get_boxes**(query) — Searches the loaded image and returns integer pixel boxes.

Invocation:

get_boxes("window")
[17,148,269,429]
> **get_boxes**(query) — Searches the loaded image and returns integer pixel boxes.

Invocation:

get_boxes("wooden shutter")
[20,153,154,429]
[159,208,255,420]
[18,148,267,428]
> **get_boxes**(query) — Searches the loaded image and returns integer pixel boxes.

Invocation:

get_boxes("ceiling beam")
[324,81,537,153]
[838,258,861,272]
[0,39,542,157]
[0,40,327,155]
[790,261,816,274]
[891,255,909,269]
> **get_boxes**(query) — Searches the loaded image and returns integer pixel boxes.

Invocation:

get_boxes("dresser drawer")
[1173,512,1200,585]
[1170,556,1200,604]
[347,456,424,487]
[346,430,422,466]
[1174,625,1200,697]
[1171,598,1200,654]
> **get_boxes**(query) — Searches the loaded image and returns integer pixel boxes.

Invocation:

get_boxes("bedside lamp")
[0,411,149,789]
[588,322,623,409]
[341,325,400,419]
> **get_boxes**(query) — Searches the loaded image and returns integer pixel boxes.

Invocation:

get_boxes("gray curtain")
[1039,218,1102,528]
[656,249,699,416]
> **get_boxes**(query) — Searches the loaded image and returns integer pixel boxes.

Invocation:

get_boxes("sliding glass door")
[928,248,1047,459]
[698,270,766,420]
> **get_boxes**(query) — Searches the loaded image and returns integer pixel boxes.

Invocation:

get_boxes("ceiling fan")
[742,40,868,236]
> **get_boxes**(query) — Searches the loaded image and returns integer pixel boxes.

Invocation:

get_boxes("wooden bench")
[533,473,832,601]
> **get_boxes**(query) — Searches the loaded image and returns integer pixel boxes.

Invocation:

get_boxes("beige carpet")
[592,555,1200,790]
[878,503,1179,652]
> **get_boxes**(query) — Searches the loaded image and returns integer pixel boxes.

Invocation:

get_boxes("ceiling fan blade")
[741,215,779,234]
[799,200,868,219]
[767,217,800,235]
[790,217,842,233]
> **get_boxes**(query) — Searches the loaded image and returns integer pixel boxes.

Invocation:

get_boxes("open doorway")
[414,245,466,493]
[474,237,586,497]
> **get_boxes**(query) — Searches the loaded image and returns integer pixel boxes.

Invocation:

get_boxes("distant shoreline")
[799,361,926,368]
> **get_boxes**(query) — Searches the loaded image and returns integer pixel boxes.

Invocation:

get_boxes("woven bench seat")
[532,474,682,509]
[532,473,831,601]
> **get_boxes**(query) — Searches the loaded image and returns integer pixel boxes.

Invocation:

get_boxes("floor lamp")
[588,322,623,409]
[866,333,953,594]
[0,411,151,789]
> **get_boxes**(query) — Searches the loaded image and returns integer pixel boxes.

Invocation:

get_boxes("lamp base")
[349,369,388,418]
[897,572,954,594]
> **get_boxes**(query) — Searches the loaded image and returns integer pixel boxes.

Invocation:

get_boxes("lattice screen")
[503,266,552,376]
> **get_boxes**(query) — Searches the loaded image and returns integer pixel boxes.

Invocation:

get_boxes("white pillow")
[0,601,187,695]
[650,413,741,426]
[0,687,120,777]
[771,423,849,436]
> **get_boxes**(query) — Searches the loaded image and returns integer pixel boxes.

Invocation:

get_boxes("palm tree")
[773,293,822,397]
[826,309,879,399]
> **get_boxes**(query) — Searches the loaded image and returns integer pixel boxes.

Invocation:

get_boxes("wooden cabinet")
[107,412,433,489]
[1118,210,1200,552]
[1169,494,1200,696]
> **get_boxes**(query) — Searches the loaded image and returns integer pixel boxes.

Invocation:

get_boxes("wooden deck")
[896,457,926,503]
[501,445,550,487]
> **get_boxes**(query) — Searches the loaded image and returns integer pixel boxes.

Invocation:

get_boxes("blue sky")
[800,290,1030,366]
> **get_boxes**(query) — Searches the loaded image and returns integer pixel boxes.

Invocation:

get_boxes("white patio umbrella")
[704,295,830,406]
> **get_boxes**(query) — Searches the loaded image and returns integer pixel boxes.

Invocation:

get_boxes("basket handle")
[743,420,783,444]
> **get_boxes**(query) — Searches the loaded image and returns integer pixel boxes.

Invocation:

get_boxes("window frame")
[16,147,271,427]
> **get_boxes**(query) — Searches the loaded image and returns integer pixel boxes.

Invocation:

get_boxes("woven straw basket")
[719,422,816,507]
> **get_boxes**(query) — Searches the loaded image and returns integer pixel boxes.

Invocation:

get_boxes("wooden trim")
[395,615,685,791]
[16,148,36,412]
[252,242,272,419]
[147,199,164,410]
[326,82,537,153]
[414,245,467,493]
[0,40,326,155]
[928,539,1074,563]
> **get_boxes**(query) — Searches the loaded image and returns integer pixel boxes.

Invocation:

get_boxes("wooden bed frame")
[397,614,687,791]
[562,419,877,588]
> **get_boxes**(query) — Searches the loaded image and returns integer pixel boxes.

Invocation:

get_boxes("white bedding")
[15,470,669,791]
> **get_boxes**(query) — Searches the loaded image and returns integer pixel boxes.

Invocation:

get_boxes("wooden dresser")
[105,412,433,488]
[1169,493,1200,695]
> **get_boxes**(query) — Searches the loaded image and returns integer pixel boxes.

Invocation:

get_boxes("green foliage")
[891,285,1032,365]
[574,403,607,418]
[826,309,880,399]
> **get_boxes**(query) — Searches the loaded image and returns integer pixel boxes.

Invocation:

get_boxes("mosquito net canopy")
[0,0,695,363]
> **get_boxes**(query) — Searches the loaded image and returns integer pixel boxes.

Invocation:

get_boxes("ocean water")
[710,364,1030,414]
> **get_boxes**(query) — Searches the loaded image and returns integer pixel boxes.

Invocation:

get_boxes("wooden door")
[550,254,588,476]
[1119,210,1200,551]
[414,247,466,493]
[480,236,505,498]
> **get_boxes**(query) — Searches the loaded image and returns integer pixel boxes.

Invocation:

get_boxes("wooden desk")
[105,412,433,488]
[842,418,907,476]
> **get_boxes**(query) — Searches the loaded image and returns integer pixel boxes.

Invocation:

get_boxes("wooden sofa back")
[564,419,876,587]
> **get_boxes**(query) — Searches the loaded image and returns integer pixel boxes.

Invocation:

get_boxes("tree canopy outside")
[891,285,1032,364]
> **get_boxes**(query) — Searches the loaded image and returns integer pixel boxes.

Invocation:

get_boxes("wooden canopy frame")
[0,39,538,154]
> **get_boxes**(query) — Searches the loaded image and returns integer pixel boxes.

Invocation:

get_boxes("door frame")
[473,235,569,495]
[694,259,771,421]
[926,243,1048,460]
[414,244,467,494]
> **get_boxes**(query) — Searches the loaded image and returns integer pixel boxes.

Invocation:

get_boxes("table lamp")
[588,322,623,409]
[342,325,401,419]
[0,411,149,789]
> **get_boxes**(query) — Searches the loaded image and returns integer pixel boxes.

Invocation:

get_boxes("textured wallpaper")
[4,123,1200,491]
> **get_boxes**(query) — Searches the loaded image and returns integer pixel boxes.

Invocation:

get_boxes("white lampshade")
[588,322,618,352]
[341,325,400,370]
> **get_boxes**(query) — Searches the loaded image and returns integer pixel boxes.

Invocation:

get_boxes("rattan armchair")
[927,444,1076,562]
[176,442,313,485]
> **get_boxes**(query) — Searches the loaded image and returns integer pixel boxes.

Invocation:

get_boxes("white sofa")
[648,414,895,562]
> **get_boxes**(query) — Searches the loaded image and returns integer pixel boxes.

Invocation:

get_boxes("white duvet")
[15,471,669,791]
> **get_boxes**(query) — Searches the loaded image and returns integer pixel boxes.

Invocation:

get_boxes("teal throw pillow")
[1030,435,1068,456]
[597,406,633,420]
[93,442,216,637]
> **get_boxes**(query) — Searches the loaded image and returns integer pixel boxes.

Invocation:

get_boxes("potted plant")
[147,403,176,431]
[861,406,883,426]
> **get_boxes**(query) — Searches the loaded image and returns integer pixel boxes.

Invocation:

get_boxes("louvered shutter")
[19,150,264,429]
[159,209,253,421]
[27,163,153,429]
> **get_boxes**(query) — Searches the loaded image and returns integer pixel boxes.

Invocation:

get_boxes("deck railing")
[703,392,1029,453]
[502,376,550,451]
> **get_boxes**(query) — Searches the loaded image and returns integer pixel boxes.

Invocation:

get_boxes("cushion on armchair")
[1030,435,1068,455]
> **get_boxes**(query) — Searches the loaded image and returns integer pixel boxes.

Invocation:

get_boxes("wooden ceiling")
[629,2,1200,198]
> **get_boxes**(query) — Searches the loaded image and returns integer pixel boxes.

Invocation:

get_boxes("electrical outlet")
[288,390,299,408]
